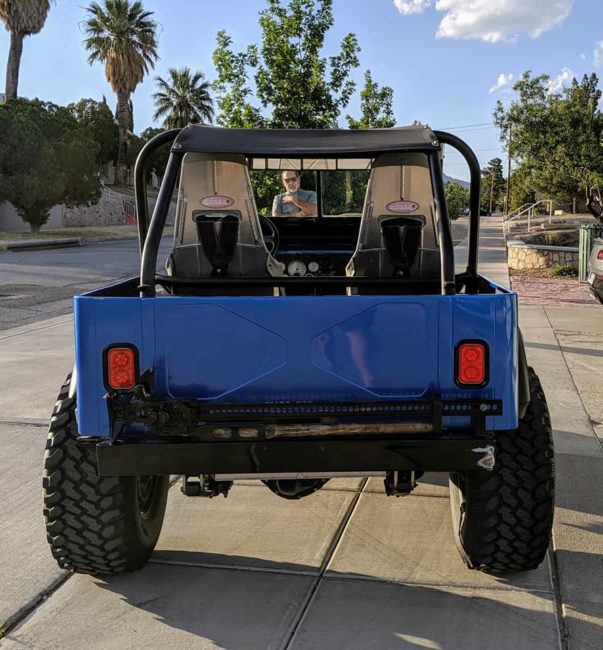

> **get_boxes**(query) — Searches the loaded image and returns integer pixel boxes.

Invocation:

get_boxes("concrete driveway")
[1,218,601,649]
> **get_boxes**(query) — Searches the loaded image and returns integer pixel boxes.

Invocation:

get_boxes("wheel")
[43,375,169,574]
[259,216,279,254]
[449,367,555,573]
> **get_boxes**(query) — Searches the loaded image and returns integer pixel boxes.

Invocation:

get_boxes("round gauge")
[308,261,320,274]
[287,260,307,277]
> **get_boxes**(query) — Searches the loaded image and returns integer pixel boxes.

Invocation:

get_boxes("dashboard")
[276,251,353,277]
[264,216,360,278]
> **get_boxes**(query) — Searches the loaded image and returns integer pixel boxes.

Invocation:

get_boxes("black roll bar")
[139,151,182,297]
[434,130,481,277]
[428,150,456,295]
[136,129,482,296]
[134,128,181,255]
[155,274,442,288]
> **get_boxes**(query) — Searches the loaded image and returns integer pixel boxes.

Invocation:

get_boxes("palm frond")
[82,0,158,95]
[152,66,214,128]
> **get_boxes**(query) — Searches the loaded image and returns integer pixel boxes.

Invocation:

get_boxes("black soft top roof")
[172,124,440,157]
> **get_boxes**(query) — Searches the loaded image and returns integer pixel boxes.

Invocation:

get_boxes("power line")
[446,147,503,155]
[437,121,494,130]
[446,126,498,133]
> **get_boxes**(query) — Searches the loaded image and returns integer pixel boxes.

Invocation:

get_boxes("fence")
[123,199,136,225]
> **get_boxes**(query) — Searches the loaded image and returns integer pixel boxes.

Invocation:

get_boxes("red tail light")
[457,342,487,386]
[106,346,137,390]
[597,249,603,260]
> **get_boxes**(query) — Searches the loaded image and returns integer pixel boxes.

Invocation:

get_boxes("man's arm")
[289,190,317,216]
[271,194,282,217]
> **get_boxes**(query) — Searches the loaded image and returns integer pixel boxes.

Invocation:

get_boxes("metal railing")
[504,202,532,221]
[503,200,553,235]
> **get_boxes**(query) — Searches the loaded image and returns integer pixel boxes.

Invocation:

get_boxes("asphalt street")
[0,239,172,330]
[0,219,601,649]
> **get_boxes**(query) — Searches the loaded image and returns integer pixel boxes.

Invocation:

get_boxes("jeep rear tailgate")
[74,292,518,438]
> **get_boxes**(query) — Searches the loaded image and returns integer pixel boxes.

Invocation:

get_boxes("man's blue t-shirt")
[272,189,317,215]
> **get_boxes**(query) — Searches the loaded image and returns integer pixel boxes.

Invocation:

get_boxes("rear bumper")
[95,436,496,476]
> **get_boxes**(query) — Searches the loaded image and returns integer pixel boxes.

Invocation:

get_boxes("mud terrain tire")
[43,376,169,574]
[449,367,555,573]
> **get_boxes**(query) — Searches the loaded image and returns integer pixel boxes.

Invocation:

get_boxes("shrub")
[550,264,578,277]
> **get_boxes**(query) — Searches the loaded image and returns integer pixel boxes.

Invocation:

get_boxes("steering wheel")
[259,216,280,255]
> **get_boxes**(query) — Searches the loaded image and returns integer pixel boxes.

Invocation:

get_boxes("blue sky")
[1,0,602,179]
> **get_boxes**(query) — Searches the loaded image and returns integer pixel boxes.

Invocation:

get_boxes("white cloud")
[489,73,514,94]
[547,67,573,93]
[594,41,603,67]
[393,0,433,15]
[580,52,586,60]
[393,0,576,43]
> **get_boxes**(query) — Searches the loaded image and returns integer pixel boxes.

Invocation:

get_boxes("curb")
[0,235,137,251]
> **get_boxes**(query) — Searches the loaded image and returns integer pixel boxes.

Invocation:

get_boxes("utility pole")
[504,125,512,214]
[489,166,495,215]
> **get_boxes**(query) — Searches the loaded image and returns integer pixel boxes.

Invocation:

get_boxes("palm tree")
[0,0,53,100]
[83,0,158,184]
[152,67,214,128]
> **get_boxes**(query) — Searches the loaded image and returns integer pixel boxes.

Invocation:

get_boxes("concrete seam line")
[0,316,73,341]
[281,478,368,650]
[0,572,72,640]
[543,307,603,453]
[548,541,569,650]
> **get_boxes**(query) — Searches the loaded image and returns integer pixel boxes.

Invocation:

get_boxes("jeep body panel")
[74,284,518,440]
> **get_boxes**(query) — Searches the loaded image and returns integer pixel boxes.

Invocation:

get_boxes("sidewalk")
[0,227,139,251]
[0,224,178,251]
[0,217,600,649]
[483,215,603,650]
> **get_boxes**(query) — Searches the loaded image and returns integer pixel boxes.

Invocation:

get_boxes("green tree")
[508,166,536,211]
[67,97,119,167]
[83,0,159,184]
[555,74,603,210]
[212,0,360,129]
[494,71,603,210]
[480,157,505,214]
[445,181,469,220]
[212,0,361,213]
[127,126,171,181]
[347,70,395,129]
[342,70,395,211]
[153,67,214,128]
[0,99,102,231]
[212,30,266,129]
[0,0,53,100]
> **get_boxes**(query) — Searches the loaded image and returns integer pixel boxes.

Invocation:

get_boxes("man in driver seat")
[272,171,317,217]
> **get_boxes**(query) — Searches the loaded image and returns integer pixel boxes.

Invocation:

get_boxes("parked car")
[462,207,490,216]
[43,125,554,576]
[587,237,603,304]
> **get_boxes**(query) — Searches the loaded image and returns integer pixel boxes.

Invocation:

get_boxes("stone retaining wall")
[62,187,125,227]
[1,187,175,232]
[507,239,579,270]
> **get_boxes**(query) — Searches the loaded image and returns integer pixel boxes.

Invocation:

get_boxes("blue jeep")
[43,125,554,575]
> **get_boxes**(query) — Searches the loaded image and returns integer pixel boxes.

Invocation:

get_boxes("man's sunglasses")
[283,176,299,183]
